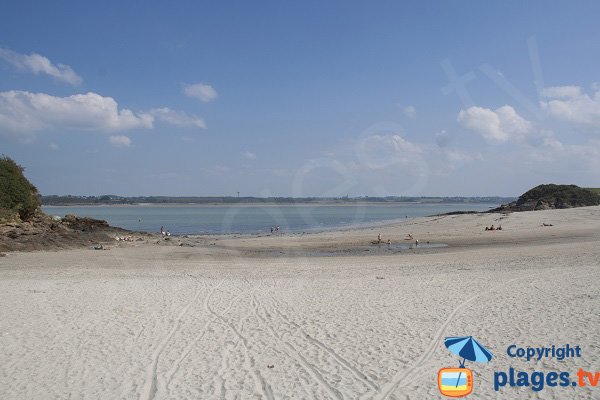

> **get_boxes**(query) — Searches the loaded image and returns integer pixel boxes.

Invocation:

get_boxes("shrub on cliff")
[0,156,41,221]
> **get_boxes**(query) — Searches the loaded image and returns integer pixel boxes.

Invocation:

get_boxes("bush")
[0,156,41,221]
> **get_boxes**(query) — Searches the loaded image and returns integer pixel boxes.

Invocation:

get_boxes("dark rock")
[0,213,130,252]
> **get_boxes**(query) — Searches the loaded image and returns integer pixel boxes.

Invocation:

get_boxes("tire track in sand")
[205,281,275,400]
[265,282,385,399]
[372,274,531,400]
[162,280,229,391]
[140,280,206,400]
[251,293,344,400]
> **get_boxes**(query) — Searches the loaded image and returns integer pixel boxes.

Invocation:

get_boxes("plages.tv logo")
[438,336,494,398]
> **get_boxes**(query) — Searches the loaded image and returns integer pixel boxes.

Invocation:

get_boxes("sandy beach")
[1,206,599,399]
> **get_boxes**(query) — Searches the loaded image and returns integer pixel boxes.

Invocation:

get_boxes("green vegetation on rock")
[493,184,600,212]
[516,184,600,209]
[0,156,41,221]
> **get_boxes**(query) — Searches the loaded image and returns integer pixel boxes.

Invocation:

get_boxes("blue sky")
[1,1,599,197]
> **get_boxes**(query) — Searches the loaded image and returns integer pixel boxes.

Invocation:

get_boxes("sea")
[43,203,498,235]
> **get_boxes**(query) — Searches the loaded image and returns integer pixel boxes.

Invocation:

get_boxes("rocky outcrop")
[1,156,137,252]
[491,184,600,213]
[0,213,129,252]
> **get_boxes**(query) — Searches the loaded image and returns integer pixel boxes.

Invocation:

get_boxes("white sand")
[1,207,599,399]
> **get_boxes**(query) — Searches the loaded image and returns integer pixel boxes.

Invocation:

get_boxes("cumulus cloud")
[148,107,206,129]
[402,105,417,119]
[0,48,82,85]
[109,135,131,147]
[183,83,217,102]
[243,151,257,160]
[0,91,208,139]
[0,90,153,136]
[457,105,532,142]
[541,86,600,126]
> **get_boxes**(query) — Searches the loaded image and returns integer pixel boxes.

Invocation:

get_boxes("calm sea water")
[43,203,497,235]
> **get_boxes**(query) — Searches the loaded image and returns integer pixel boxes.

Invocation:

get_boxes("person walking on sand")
[387,239,391,249]
[377,233,382,243]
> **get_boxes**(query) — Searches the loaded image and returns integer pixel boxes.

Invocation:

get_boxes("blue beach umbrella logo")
[445,336,494,366]
[438,336,493,397]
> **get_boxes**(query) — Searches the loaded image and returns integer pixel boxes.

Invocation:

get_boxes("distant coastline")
[41,195,515,207]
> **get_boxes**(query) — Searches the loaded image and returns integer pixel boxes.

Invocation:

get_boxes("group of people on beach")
[375,233,393,247]
[270,226,280,234]
[371,233,429,249]
[160,226,171,237]
[375,233,420,248]
[485,224,502,231]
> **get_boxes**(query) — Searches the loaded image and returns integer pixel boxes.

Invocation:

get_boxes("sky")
[1,1,599,197]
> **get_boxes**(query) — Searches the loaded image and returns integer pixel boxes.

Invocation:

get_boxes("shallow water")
[43,203,497,235]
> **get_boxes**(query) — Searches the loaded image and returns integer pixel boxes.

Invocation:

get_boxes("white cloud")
[0,48,82,85]
[0,90,153,136]
[0,91,208,141]
[148,107,206,129]
[378,134,420,152]
[457,105,532,142]
[541,86,581,99]
[541,86,600,126]
[109,135,131,147]
[243,151,257,160]
[519,137,600,170]
[355,134,423,171]
[48,143,59,150]
[402,105,417,119]
[183,83,217,102]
